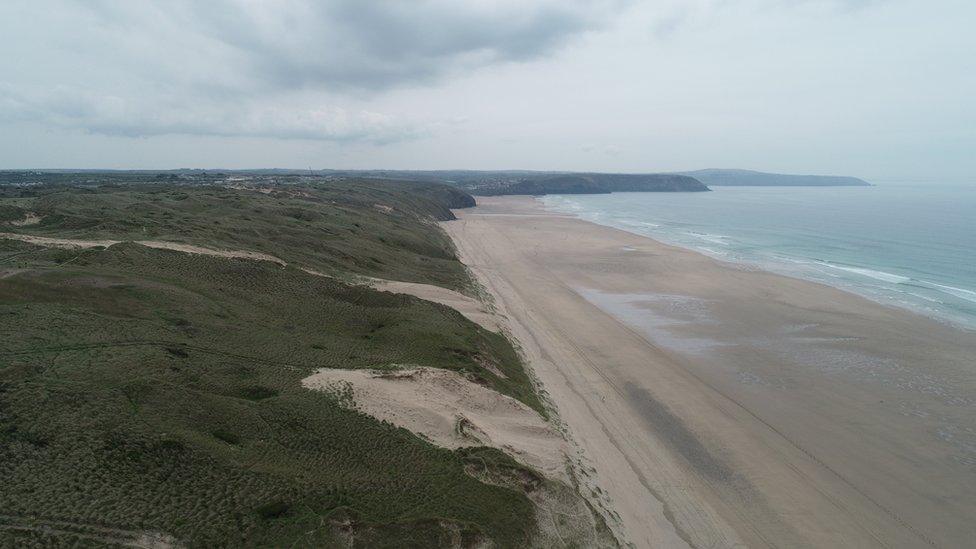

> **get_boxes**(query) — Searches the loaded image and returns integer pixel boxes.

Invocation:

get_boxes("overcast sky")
[1,0,973,180]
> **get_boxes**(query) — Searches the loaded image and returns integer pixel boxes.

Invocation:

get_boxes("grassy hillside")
[0,179,549,547]
[0,178,475,291]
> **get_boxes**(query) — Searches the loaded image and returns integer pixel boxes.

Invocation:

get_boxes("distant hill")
[6,167,871,191]
[304,168,864,191]
[4,169,709,195]
[471,173,708,195]
[680,169,871,187]
[237,170,711,195]
[316,168,871,193]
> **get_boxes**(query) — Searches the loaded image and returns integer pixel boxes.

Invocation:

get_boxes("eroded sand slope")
[368,278,502,332]
[302,367,568,481]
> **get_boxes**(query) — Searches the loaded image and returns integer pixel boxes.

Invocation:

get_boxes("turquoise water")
[542,182,976,329]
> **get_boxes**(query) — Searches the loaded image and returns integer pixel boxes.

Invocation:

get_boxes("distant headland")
[678,168,871,187]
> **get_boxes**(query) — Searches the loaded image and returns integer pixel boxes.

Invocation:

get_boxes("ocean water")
[541,182,976,330]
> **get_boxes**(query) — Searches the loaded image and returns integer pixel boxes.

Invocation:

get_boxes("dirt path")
[136,241,286,265]
[1,232,120,249]
[0,232,286,265]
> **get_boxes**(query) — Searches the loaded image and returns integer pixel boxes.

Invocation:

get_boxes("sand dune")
[302,367,569,481]
[368,278,502,332]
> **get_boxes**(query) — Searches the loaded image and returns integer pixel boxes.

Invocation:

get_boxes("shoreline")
[443,196,976,548]
[540,191,976,333]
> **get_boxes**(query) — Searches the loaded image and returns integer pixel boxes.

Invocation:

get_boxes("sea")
[541,181,976,330]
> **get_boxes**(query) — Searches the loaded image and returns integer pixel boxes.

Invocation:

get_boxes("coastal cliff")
[682,169,871,186]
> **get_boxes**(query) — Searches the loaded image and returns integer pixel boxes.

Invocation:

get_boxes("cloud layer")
[182,0,614,91]
[0,85,426,143]
[0,0,613,141]
[2,0,973,179]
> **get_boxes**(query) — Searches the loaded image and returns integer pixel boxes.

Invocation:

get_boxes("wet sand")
[443,196,976,548]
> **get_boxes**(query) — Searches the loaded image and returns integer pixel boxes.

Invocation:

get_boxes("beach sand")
[444,196,976,548]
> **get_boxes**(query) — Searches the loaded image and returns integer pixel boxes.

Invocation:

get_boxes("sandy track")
[0,232,286,265]
[136,241,285,265]
[1,232,121,249]
[444,197,976,549]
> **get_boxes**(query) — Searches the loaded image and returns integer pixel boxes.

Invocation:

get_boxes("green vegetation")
[0,177,475,290]
[467,173,709,195]
[0,178,550,547]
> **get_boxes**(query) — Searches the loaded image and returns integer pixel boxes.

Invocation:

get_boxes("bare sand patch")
[0,232,286,266]
[9,213,43,226]
[224,183,273,194]
[302,367,568,481]
[368,278,502,332]
[290,270,502,332]
[134,241,286,266]
[300,267,329,277]
[0,232,119,249]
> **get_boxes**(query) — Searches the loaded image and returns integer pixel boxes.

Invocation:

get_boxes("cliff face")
[682,169,871,186]
[473,173,709,196]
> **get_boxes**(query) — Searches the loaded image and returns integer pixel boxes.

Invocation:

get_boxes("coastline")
[540,188,976,332]
[443,196,976,548]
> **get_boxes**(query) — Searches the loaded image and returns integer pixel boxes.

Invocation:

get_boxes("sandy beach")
[443,196,976,549]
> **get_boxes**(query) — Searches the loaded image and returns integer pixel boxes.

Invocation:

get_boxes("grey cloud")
[81,0,619,92]
[0,0,618,141]
[0,86,425,144]
[647,0,885,38]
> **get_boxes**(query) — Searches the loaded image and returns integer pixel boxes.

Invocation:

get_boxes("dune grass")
[0,179,546,547]
[0,178,474,290]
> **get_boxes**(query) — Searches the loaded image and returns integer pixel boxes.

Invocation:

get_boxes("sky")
[0,0,973,180]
